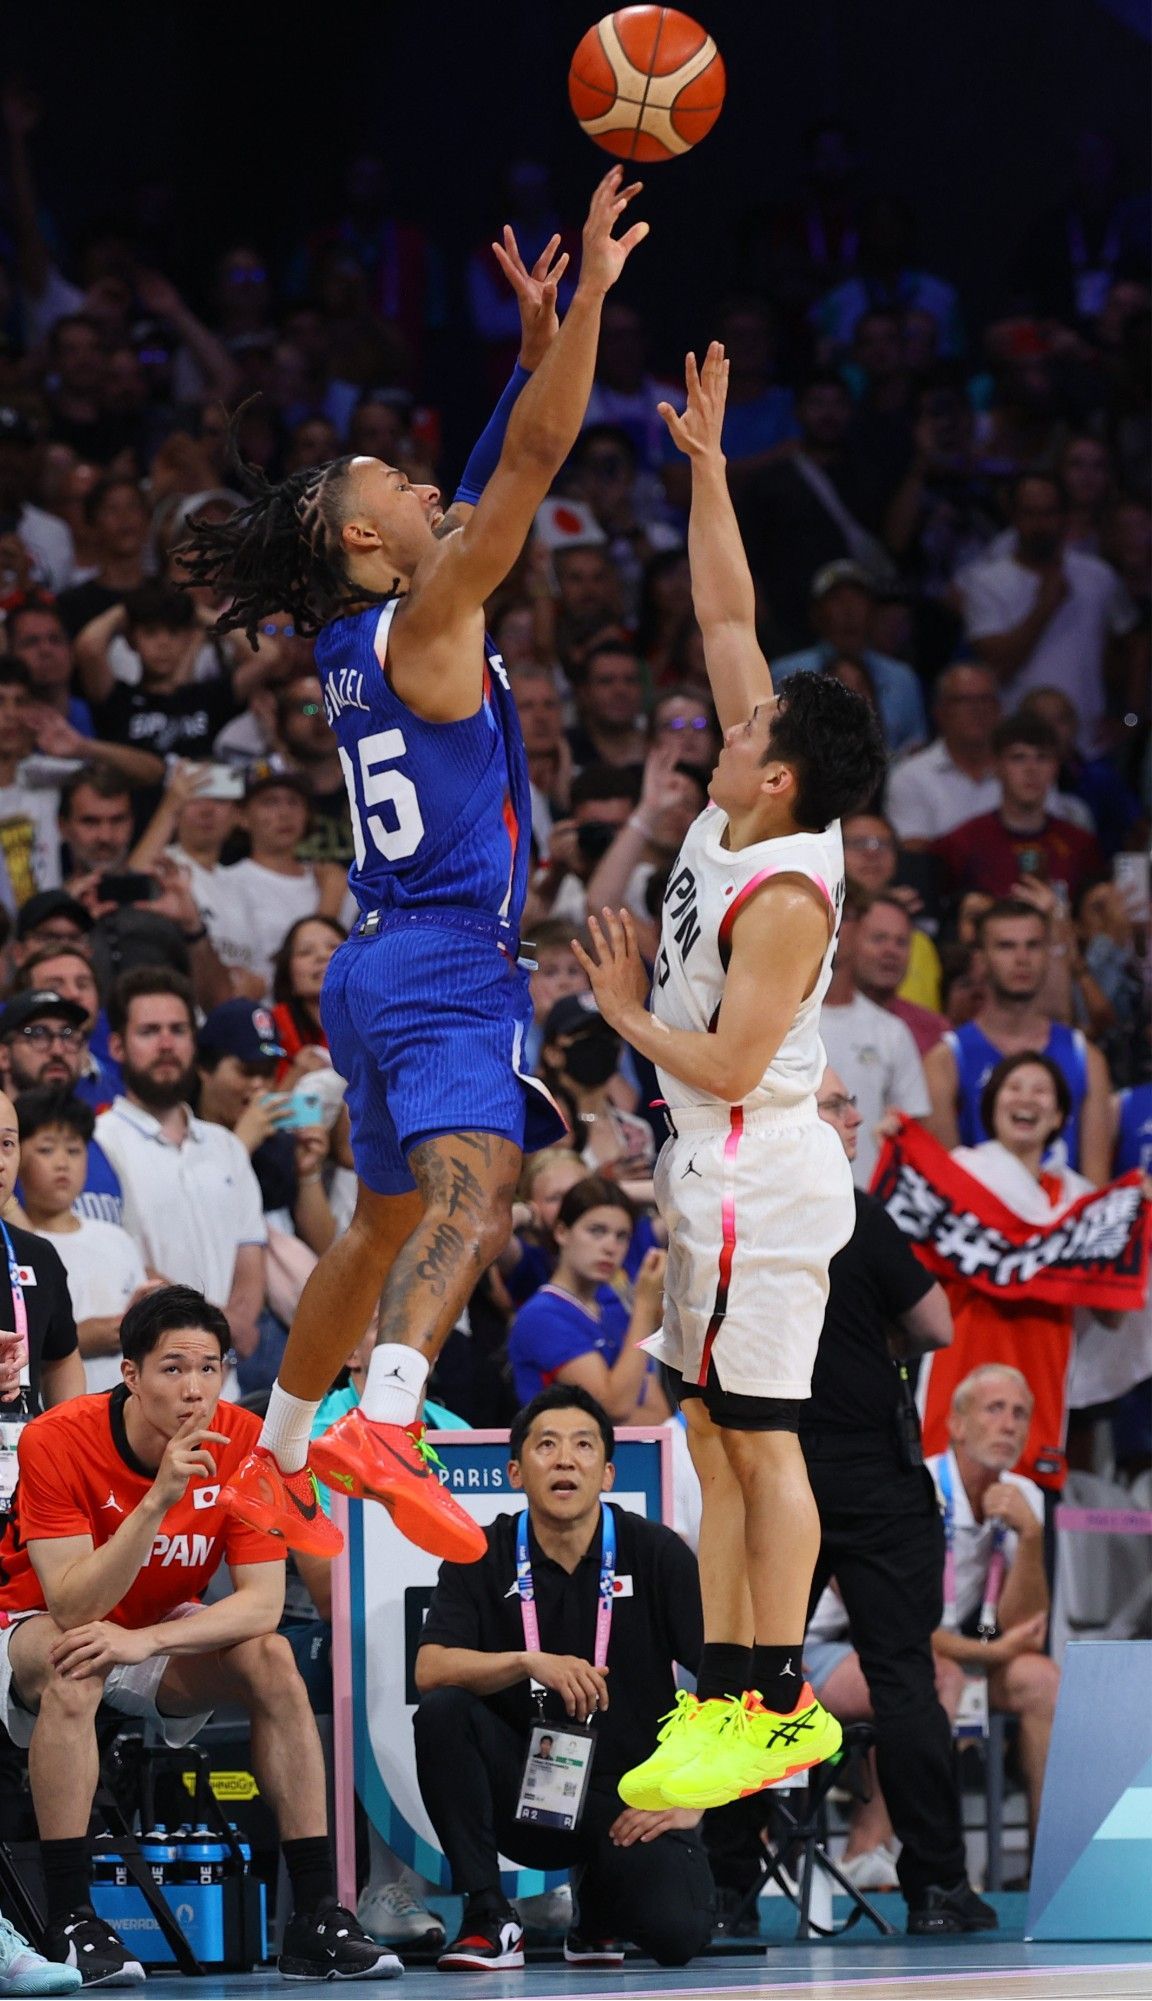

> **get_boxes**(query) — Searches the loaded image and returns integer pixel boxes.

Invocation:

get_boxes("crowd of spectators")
[0,81,1149,1979]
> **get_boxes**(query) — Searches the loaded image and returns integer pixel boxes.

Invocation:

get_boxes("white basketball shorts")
[646,1097,855,1401]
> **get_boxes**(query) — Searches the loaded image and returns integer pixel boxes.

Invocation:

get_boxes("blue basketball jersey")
[946,1020,1087,1169]
[315,601,532,937]
[1114,1082,1152,1177]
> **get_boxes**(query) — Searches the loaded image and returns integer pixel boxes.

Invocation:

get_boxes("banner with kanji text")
[871,1119,1151,1311]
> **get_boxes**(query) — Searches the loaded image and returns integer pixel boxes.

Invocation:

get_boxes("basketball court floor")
[128,1925,1152,2001]
[128,1947,1152,2000]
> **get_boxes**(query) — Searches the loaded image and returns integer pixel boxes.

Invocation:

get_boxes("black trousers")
[413,1688,714,1967]
[803,1439,967,1897]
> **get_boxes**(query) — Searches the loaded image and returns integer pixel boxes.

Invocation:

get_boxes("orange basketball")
[568,7,726,162]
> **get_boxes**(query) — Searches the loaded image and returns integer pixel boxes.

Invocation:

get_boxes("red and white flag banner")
[871,1118,1151,1312]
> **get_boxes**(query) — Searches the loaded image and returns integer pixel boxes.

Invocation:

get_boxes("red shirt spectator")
[934,808,1102,902]
[932,712,1103,902]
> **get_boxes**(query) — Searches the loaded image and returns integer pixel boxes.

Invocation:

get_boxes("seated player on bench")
[0,1286,400,1989]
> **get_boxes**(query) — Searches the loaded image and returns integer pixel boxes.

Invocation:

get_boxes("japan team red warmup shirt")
[0,1388,280,1628]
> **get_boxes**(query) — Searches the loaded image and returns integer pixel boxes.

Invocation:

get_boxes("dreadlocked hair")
[177,406,400,643]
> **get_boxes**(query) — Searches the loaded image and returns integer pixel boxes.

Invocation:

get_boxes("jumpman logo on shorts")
[682,1155,702,1179]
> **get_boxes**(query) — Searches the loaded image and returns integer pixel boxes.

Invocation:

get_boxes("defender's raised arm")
[659,341,773,733]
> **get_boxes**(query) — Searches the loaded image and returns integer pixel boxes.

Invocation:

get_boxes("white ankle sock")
[259,1383,322,1474]
[360,1344,429,1427]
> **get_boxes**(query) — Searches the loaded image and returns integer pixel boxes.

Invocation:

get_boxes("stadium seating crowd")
[0,78,1148,1977]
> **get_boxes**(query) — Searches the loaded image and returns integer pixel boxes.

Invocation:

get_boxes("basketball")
[568,7,726,162]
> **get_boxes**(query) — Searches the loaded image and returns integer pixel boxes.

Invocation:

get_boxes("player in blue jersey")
[180,168,649,1563]
[924,895,1111,1183]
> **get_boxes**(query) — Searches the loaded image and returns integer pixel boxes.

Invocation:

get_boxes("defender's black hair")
[763,673,887,830]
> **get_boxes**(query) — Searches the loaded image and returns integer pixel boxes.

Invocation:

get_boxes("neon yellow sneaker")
[659,1684,843,1810]
[617,1691,735,1810]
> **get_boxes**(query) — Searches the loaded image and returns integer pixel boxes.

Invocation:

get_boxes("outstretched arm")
[393,167,648,718]
[435,231,571,539]
[659,342,773,734]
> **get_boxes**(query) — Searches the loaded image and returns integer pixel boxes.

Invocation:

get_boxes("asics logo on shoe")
[764,1704,819,1749]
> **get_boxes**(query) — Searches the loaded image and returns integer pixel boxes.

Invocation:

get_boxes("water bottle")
[140,1824,179,1886]
[186,1823,229,1887]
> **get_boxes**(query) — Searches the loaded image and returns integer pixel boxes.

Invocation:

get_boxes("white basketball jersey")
[651,805,845,1111]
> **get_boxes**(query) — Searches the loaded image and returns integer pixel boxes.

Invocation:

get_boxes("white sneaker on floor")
[356,1879,446,1948]
[514,1882,572,1935]
[838,1844,900,1891]
[0,1916,83,1996]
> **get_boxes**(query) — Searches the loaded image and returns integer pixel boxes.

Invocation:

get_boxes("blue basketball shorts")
[320,915,568,1196]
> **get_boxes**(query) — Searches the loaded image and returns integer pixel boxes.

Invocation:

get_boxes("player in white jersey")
[574,344,887,1811]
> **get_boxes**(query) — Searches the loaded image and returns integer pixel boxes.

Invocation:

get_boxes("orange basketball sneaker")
[309,1407,488,1563]
[220,1449,345,1558]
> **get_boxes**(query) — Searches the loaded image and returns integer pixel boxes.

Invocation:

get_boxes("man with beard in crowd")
[94,968,266,1370]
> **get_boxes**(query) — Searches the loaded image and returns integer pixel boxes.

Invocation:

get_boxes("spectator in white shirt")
[886,661,1004,846]
[819,888,931,1186]
[219,763,346,995]
[95,967,266,1380]
[956,471,1139,750]
[128,759,256,994]
[16,1085,151,1393]
[886,660,1095,848]
[927,1365,1058,1848]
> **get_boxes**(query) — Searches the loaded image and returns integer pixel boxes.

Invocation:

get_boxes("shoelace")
[0,1916,31,1961]
[376,1881,428,1918]
[653,1688,699,1741]
[713,1694,761,1751]
[317,1904,357,1937]
[411,1430,446,1475]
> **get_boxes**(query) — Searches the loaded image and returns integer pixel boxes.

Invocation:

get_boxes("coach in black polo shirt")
[414,1385,712,1972]
[801,1072,996,1936]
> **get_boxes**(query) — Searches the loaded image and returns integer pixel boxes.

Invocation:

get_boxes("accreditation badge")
[954,1669,990,1739]
[514,1720,596,1832]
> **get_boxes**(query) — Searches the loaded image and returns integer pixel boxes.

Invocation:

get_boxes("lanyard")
[515,1503,616,1685]
[939,1453,1006,1639]
[0,1220,28,1352]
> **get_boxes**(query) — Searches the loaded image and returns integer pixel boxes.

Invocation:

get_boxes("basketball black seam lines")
[632,7,668,160]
